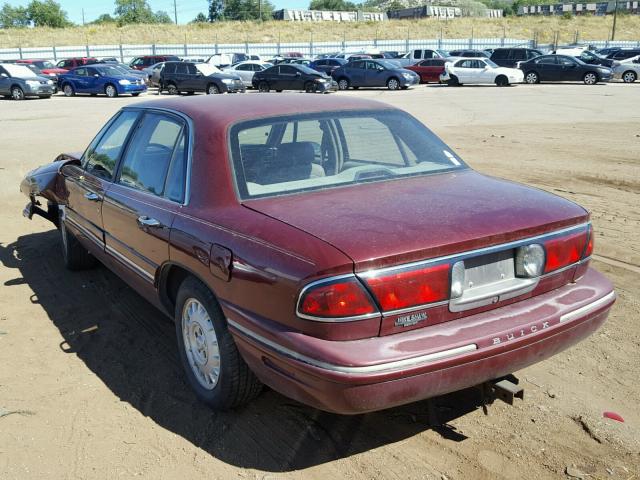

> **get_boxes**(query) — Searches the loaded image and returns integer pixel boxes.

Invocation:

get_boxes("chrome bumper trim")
[559,290,616,323]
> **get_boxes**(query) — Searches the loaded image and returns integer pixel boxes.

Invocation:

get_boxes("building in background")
[517,1,639,15]
[273,9,387,21]
[387,5,503,18]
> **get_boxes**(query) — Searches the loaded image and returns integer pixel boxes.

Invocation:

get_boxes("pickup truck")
[392,49,447,67]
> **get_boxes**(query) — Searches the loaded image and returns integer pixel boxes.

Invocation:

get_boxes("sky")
[5,0,309,24]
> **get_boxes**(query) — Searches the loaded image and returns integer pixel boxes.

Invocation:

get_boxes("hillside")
[0,16,639,48]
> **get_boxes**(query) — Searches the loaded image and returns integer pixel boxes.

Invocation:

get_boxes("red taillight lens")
[299,278,377,318]
[584,224,594,258]
[363,263,450,311]
[543,229,588,273]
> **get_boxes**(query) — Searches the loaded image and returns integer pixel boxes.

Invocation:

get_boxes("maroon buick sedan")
[21,94,615,414]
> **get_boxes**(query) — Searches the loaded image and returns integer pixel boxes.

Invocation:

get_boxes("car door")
[535,56,559,81]
[364,61,383,87]
[84,66,102,93]
[0,66,10,95]
[348,61,366,86]
[173,62,190,90]
[61,110,140,255]
[184,63,201,91]
[102,111,188,287]
[454,60,473,83]
[477,60,494,82]
[558,56,581,81]
[277,65,298,90]
[70,67,88,92]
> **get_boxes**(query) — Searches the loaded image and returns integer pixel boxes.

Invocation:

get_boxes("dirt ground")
[0,83,638,480]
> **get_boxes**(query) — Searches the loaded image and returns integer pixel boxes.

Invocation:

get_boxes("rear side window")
[84,111,139,180]
[492,49,508,60]
[176,63,188,74]
[512,50,526,60]
[118,113,185,198]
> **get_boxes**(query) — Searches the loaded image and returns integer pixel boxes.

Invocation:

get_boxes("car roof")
[132,94,394,127]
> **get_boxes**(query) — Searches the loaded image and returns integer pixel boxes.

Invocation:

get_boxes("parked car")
[490,48,543,68]
[405,59,447,83]
[394,49,447,67]
[56,57,99,70]
[160,61,245,95]
[596,47,622,57]
[574,50,616,68]
[20,94,615,414]
[129,55,181,71]
[58,64,147,97]
[606,48,640,61]
[0,63,55,99]
[613,62,640,83]
[440,58,523,86]
[332,59,420,91]
[518,55,612,85]
[101,62,149,81]
[142,62,165,87]
[15,59,68,79]
[222,61,273,87]
[448,49,489,58]
[309,58,347,75]
[206,53,250,68]
[252,64,335,93]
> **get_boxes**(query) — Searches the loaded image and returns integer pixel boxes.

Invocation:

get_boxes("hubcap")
[12,88,23,100]
[623,72,635,83]
[168,85,177,94]
[64,85,72,96]
[585,74,596,84]
[182,298,220,390]
[389,79,398,90]
[106,86,115,96]
[208,85,218,94]
[526,73,537,84]
[338,80,348,90]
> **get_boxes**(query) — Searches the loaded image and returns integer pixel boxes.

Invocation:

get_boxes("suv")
[160,61,245,95]
[56,57,98,70]
[490,48,543,68]
[606,48,640,61]
[129,55,181,70]
[0,63,55,100]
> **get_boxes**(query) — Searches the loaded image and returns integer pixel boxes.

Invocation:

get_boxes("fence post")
[119,43,124,63]
[405,28,409,53]
[86,43,90,57]
[184,34,188,57]
[309,33,313,57]
[18,45,23,59]
[52,45,57,61]
[152,43,157,55]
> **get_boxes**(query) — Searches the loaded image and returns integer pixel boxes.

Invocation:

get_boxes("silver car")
[142,62,165,88]
[0,63,55,100]
[223,61,273,88]
[613,60,639,83]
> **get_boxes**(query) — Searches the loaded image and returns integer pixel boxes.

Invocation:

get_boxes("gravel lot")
[0,84,638,480]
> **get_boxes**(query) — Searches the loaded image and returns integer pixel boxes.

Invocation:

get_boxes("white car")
[222,61,273,87]
[613,61,640,83]
[440,58,524,86]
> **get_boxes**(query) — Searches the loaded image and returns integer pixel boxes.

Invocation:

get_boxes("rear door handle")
[84,192,100,201]
[137,216,161,228]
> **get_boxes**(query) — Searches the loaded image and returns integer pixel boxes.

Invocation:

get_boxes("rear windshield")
[229,110,466,200]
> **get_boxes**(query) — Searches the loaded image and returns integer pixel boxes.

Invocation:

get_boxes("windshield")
[484,59,499,68]
[230,110,466,200]
[3,64,38,78]
[34,61,55,69]
[195,63,221,75]
[96,66,128,77]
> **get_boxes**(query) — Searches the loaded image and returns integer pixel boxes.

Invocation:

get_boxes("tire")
[166,82,179,95]
[11,86,25,100]
[39,95,52,99]
[446,75,459,87]
[258,81,269,93]
[495,75,509,87]
[337,78,349,90]
[131,92,140,97]
[104,83,118,97]
[583,72,598,85]
[304,81,316,93]
[62,84,75,97]
[206,83,219,95]
[622,70,637,83]
[524,71,539,84]
[175,276,262,410]
[59,214,97,271]
[276,90,283,93]
[387,77,400,90]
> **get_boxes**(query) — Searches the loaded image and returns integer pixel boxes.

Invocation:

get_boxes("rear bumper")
[227,268,614,414]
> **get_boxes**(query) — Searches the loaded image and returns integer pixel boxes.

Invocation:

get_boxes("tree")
[208,0,223,21]
[114,0,175,24]
[153,10,173,23]
[309,0,358,11]
[0,4,30,27]
[26,0,72,27]
[191,12,208,22]
[91,13,117,24]
[222,0,274,20]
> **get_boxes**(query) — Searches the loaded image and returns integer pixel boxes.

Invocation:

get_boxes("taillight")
[363,263,449,311]
[298,278,377,318]
[584,224,594,257]
[543,228,589,273]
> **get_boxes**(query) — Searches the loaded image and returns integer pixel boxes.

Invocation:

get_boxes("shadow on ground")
[1,229,491,472]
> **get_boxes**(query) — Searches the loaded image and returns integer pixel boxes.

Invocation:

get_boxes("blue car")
[331,59,420,91]
[59,64,147,98]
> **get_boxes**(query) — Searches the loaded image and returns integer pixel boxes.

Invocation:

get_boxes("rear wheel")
[206,83,219,95]
[175,276,262,410]
[583,72,598,85]
[446,75,460,87]
[11,86,25,100]
[622,70,637,83]
[166,82,179,95]
[59,213,97,271]
[495,75,509,87]
[304,81,316,93]
[524,71,539,84]
[104,83,118,97]
[258,81,269,93]
[337,78,349,90]
[131,92,141,97]
[387,77,400,90]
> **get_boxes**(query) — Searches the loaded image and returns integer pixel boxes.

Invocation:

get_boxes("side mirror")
[0,73,7,78]
[295,72,301,77]
[94,74,100,77]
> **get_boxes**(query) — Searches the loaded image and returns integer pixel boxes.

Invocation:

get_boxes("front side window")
[83,111,139,180]
[230,110,466,199]
[118,113,185,197]
[75,68,87,77]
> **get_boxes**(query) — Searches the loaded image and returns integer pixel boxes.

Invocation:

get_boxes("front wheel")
[304,81,316,93]
[495,75,509,87]
[583,72,598,85]
[62,84,75,96]
[387,77,400,90]
[11,86,25,100]
[622,70,637,83]
[446,75,459,87]
[206,83,219,95]
[337,78,349,91]
[131,92,140,97]
[60,213,97,270]
[258,81,269,93]
[166,82,179,95]
[524,71,539,84]
[175,277,262,410]
[104,84,118,97]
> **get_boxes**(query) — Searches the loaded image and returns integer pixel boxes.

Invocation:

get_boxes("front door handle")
[137,216,161,228]
[84,192,100,201]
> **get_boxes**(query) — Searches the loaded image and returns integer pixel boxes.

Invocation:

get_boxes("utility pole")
[611,0,618,40]
[173,0,178,24]
[259,0,262,21]
[82,8,85,25]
